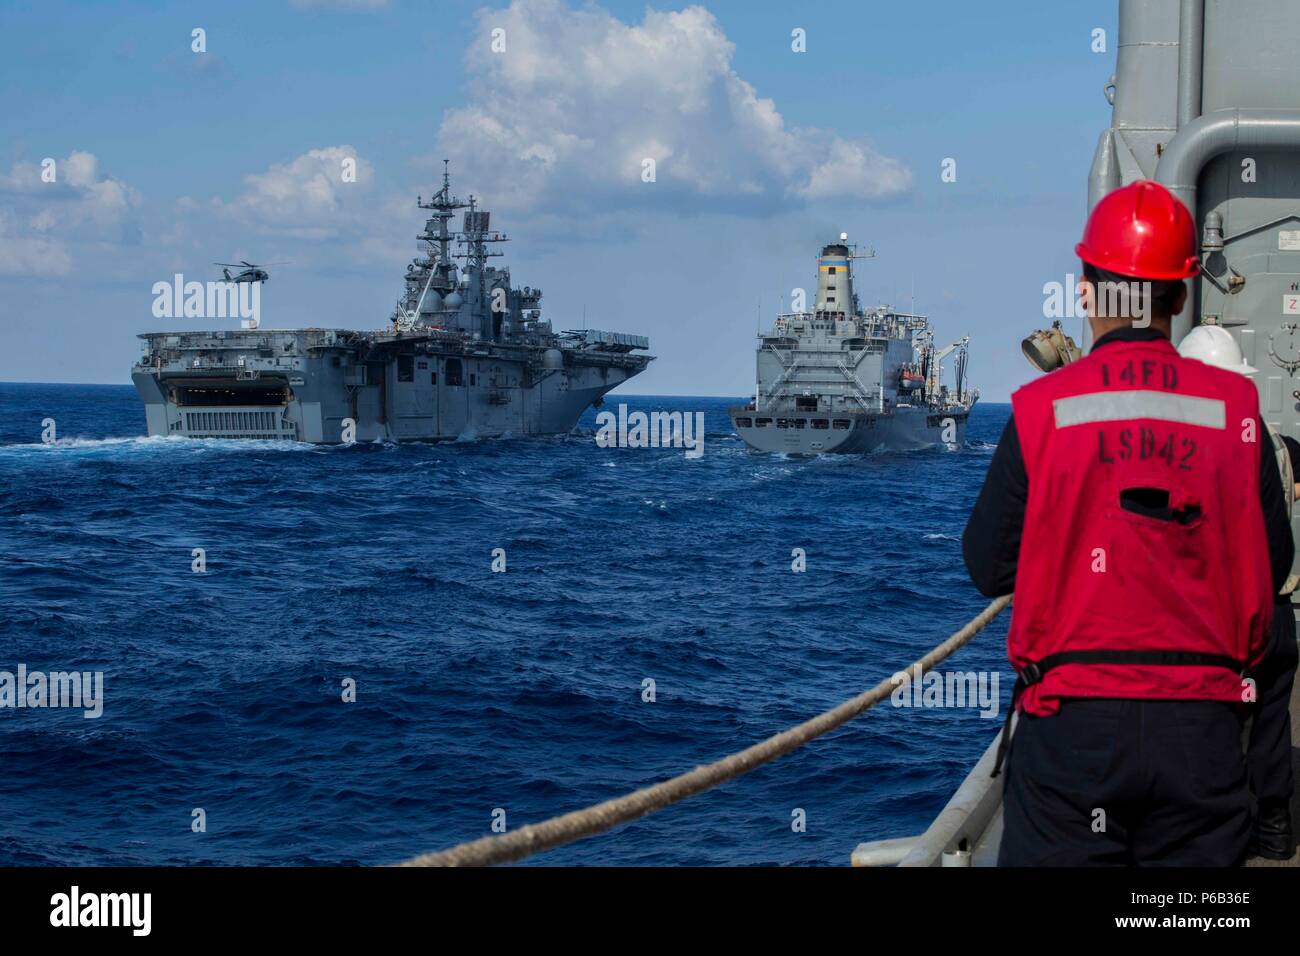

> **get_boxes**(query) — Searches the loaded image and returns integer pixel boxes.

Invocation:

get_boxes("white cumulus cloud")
[0,151,141,276]
[435,0,911,213]
[0,210,74,277]
[211,146,376,240]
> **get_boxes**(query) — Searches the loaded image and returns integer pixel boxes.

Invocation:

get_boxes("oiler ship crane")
[919,334,970,405]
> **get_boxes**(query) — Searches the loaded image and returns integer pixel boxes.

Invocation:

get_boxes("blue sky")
[0,0,1115,399]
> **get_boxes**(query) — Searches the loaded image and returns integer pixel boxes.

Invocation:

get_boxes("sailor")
[1177,324,1298,860]
[963,180,1294,866]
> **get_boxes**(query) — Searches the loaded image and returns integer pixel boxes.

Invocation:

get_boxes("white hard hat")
[1177,324,1257,375]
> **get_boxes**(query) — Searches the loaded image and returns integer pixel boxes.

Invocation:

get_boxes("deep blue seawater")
[0,382,1011,866]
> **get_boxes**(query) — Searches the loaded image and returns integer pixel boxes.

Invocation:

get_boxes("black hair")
[1081,262,1184,320]
[1283,434,1300,478]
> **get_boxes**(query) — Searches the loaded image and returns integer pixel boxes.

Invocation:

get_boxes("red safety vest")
[1007,335,1272,716]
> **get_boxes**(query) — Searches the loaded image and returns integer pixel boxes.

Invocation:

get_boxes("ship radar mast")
[454,193,510,271]
[396,160,473,328]
[835,231,877,264]
[416,160,470,285]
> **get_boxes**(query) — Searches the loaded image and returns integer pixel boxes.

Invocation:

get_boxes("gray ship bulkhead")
[134,328,647,443]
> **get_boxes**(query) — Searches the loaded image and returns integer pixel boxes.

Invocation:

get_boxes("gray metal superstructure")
[1088,0,1300,593]
[729,239,977,454]
[132,164,652,443]
[1088,0,1300,428]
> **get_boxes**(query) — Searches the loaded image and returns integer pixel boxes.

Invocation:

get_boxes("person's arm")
[1258,418,1294,597]
[962,415,1028,597]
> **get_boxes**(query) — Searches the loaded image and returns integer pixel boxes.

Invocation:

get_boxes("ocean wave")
[0,386,1011,866]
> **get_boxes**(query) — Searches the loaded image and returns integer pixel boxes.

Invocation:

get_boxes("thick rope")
[398,594,1012,867]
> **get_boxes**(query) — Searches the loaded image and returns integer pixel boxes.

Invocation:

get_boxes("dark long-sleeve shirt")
[963,326,1295,600]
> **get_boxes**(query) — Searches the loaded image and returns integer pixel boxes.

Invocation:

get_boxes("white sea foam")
[0,435,313,455]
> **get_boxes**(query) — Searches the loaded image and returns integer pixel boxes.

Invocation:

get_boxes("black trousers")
[1247,605,1298,806]
[998,698,1249,866]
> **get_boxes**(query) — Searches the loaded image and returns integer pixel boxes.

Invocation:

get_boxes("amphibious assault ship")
[729,237,977,454]
[132,164,652,443]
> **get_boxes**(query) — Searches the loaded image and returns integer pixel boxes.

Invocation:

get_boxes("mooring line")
[397,594,1012,867]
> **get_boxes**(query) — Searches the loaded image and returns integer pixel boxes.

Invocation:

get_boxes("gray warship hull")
[133,327,648,443]
[132,165,652,443]
[729,405,969,455]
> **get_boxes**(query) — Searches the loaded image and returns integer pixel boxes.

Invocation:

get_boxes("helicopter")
[215,260,287,283]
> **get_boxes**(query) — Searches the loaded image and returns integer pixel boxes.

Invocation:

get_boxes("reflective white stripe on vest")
[1052,390,1226,429]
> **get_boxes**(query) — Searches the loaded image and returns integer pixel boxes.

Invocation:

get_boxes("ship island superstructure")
[729,238,977,454]
[132,163,652,443]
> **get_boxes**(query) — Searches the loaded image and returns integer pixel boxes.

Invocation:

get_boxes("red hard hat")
[1075,180,1200,280]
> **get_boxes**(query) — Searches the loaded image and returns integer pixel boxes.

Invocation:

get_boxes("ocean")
[0,383,1011,866]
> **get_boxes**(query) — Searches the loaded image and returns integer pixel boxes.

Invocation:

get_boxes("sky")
[0,0,1117,400]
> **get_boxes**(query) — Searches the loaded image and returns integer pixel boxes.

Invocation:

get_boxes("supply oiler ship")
[729,236,977,454]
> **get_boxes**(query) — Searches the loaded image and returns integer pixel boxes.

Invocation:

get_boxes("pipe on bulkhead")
[1176,0,1204,130]
[1155,108,1300,341]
